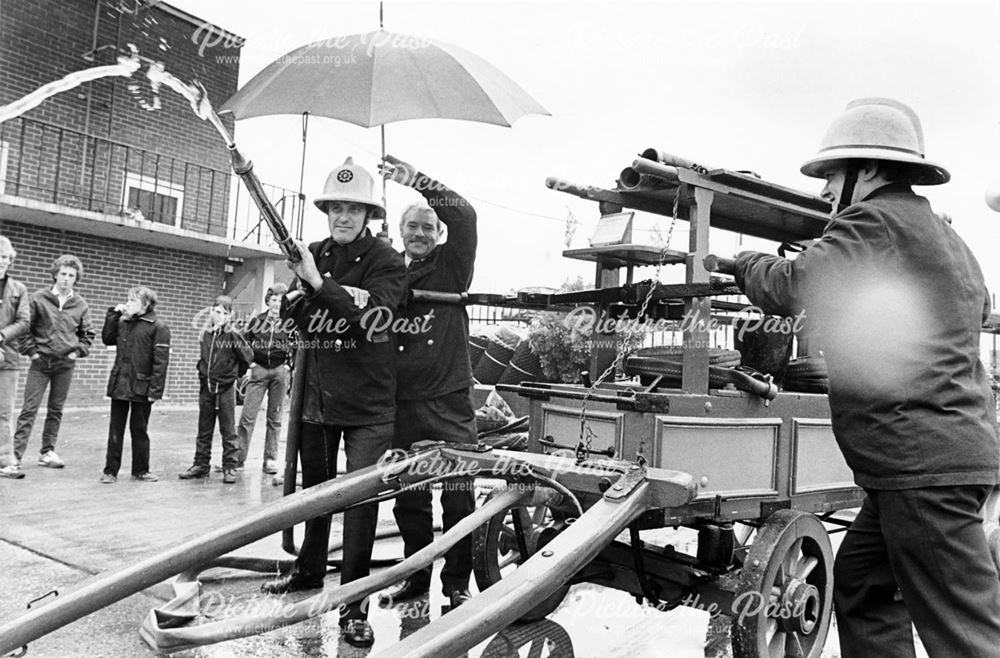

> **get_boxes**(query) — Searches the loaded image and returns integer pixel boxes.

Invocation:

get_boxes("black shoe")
[378,578,430,607]
[222,468,237,484]
[340,619,374,648]
[260,572,324,594]
[178,465,210,479]
[448,589,472,609]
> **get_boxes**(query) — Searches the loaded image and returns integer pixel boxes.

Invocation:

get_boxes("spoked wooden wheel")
[472,487,576,622]
[480,619,574,657]
[731,510,834,658]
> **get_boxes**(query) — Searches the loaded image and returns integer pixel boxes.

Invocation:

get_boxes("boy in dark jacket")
[14,254,95,469]
[179,295,252,484]
[100,286,170,484]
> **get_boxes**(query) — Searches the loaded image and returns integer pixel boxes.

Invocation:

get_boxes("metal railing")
[0,116,301,251]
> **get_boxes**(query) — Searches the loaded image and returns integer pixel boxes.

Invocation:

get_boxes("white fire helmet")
[800,97,949,185]
[313,157,386,219]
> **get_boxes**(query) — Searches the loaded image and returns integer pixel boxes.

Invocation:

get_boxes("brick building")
[0,0,297,404]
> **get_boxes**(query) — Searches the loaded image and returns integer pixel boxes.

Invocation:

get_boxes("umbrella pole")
[296,112,309,240]
[380,123,389,238]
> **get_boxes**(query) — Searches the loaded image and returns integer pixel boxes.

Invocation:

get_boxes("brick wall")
[0,0,242,236]
[0,219,230,405]
[0,0,257,406]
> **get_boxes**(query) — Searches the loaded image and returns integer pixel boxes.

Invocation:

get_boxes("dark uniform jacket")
[736,183,1000,489]
[0,277,29,370]
[242,311,293,368]
[102,308,171,401]
[22,288,95,358]
[197,325,252,393]
[397,176,477,401]
[284,228,407,426]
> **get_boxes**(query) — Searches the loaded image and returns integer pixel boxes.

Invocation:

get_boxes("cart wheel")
[731,510,833,658]
[480,619,574,657]
[472,488,575,622]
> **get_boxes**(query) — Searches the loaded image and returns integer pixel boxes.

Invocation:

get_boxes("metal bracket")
[410,440,448,452]
[27,591,58,608]
[540,436,615,458]
[759,498,791,520]
[496,382,552,400]
[629,394,670,414]
[449,441,493,453]
[8,591,60,658]
[603,465,646,502]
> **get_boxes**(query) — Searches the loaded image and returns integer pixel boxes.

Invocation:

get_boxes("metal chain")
[577,186,684,463]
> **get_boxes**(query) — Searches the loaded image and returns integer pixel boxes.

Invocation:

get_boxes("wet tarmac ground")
[0,407,929,657]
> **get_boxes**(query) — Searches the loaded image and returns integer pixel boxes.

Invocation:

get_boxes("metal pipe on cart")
[630,158,681,184]
[702,253,736,276]
[639,148,714,173]
[618,165,674,191]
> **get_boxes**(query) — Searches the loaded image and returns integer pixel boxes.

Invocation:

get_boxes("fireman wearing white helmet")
[261,157,406,649]
[734,98,1000,657]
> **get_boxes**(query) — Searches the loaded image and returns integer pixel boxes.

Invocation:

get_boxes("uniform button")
[427,339,434,345]
[398,346,404,351]
[334,339,342,348]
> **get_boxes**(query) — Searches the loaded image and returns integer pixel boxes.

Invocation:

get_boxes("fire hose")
[140,484,531,653]
[0,446,650,655]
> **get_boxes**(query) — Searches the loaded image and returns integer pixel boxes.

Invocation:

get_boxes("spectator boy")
[235,282,293,474]
[0,236,30,479]
[178,295,251,484]
[100,286,170,484]
[14,254,95,469]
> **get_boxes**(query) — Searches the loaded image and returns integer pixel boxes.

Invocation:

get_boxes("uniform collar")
[402,247,437,269]
[862,182,913,202]
[320,228,376,261]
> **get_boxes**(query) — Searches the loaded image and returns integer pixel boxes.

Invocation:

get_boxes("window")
[123,173,184,226]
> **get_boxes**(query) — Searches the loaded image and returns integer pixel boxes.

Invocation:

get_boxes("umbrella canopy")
[220,30,549,127]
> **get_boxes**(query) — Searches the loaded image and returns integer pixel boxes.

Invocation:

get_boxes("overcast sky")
[168,0,1000,295]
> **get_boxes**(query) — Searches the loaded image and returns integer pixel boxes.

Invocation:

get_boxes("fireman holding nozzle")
[260,157,406,649]
[732,98,1000,656]
[377,155,479,610]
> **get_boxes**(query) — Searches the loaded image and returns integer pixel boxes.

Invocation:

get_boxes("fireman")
[734,98,1000,657]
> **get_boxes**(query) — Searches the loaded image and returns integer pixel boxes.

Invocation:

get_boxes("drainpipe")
[79,0,102,186]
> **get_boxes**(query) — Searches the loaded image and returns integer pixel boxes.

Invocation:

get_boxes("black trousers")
[103,398,152,477]
[834,485,1000,658]
[296,420,392,621]
[193,382,239,468]
[392,388,477,595]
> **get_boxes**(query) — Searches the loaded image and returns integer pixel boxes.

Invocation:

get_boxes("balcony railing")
[0,116,302,251]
